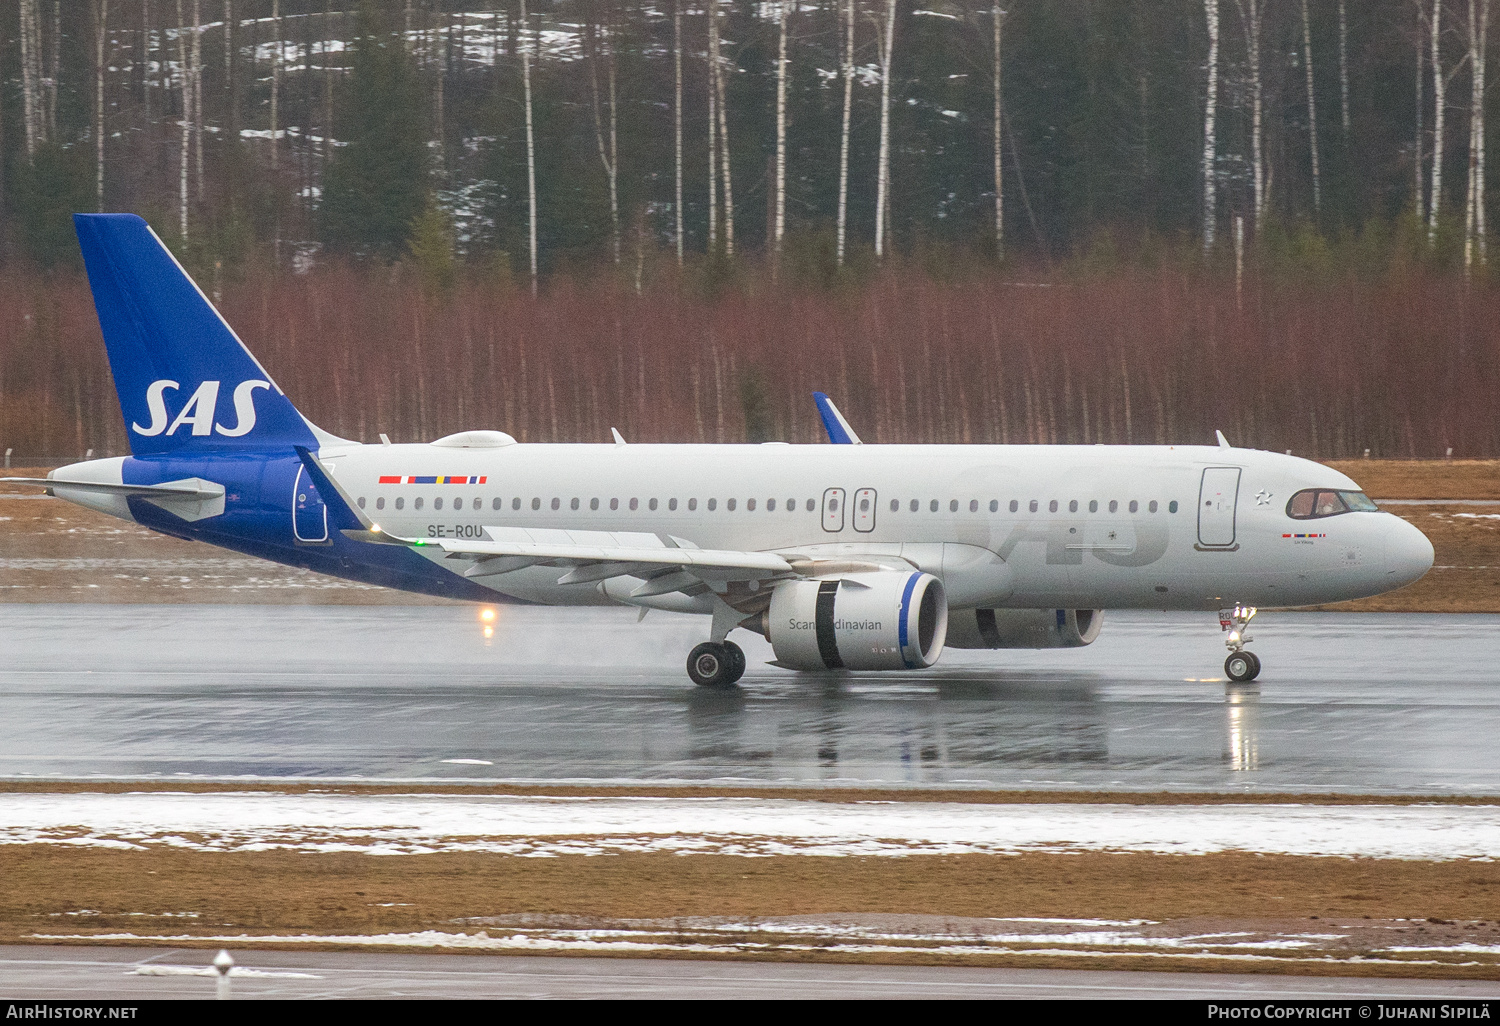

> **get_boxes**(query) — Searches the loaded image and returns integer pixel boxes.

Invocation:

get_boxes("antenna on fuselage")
[1215,430,1232,450]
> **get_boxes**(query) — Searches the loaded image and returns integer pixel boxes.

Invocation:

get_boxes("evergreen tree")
[319,4,428,261]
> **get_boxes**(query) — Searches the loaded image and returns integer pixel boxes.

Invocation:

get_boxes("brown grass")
[1325,459,1500,499]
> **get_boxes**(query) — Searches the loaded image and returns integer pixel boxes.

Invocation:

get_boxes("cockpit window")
[1287,489,1378,519]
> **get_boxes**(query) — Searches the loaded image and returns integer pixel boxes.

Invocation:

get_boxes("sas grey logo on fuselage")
[131,379,271,437]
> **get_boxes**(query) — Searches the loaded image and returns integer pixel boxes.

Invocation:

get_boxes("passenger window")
[1088,500,1097,513]
[929,499,938,512]
[969,499,979,513]
[547,498,557,511]
[376,497,385,510]
[1049,500,1058,513]
[415,497,425,510]
[571,498,580,510]
[434,498,444,511]
[787,499,797,511]
[911,499,919,512]
[747,498,756,511]
[1169,500,1179,513]
[806,498,815,510]
[767,499,776,511]
[591,498,599,511]
[891,499,899,512]
[650,498,659,511]
[1108,500,1118,513]
[949,499,958,512]
[728,498,738,511]
[1068,500,1078,513]
[531,497,541,511]
[1129,500,1139,513]
[1029,500,1038,513]
[493,498,502,510]
[454,498,463,510]
[610,498,619,510]
[1149,500,1158,513]
[689,498,698,511]
[669,498,678,511]
[708,499,717,511]
[395,497,404,510]
[990,500,999,513]
[358,496,366,509]
[629,498,639,511]
[1010,500,1019,512]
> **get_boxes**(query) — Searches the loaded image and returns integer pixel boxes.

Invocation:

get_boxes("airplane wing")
[397,528,794,592]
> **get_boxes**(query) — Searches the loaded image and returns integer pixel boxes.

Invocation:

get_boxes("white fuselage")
[311,440,1434,612]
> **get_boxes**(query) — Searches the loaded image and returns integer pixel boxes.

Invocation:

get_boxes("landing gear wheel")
[688,642,743,687]
[722,641,747,684]
[1225,650,1261,683]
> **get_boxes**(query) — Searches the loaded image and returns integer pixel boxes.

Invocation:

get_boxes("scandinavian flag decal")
[378,475,488,485]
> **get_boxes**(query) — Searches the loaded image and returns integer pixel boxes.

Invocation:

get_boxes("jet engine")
[761,571,948,671]
[945,608,1103,649]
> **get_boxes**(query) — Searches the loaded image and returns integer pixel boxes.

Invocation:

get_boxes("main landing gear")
[687,640,746,688]
[1220,605,1261,683]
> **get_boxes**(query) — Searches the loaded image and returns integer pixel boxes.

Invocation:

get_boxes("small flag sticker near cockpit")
[378,475,488,485]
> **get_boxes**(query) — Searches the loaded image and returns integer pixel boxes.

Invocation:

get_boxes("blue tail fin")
[74,213,320,456]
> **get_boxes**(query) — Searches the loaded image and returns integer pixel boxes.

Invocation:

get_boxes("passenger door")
[293,464,330,543]
[822,487,846,533]
[852,488,877,532]
[1197,467,1241,548]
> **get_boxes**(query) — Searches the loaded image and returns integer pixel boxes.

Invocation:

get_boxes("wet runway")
[1,604,1498,793]
[8,945,1499,1000]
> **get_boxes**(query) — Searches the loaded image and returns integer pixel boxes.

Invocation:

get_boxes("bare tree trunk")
[141,0,151,129]
[773,0,790,269]
[1416,4,1425,222]
[1431,0,1446,246]
[176,0,189,238]
[20,0,39,155]
[993,5,1004,261]
[324,0,334,170]
[836,0,854,266]
[707,0,718,255]
[47,1,60,141]
[1339,0,1350,134]
[224,0,232,87]
[586,7,620,264]
[192,0,202,200]
[95,0,109,211]
[270,0,280,171]
[1234,0,1265,231]
[1302,0,1321,213]
[434,6,447,178]
[674,0,683,264]
[715,15,734,258]
[520,0,538,296]
[874,0,896,260]
[1465,0,1490,271]
[1203,0,1219,252]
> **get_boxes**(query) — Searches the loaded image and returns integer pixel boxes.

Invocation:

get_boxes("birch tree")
[836,0,854,267]
[874,0,896,260]
[1464,0,1490,271]
[1339,0,1350,134]
[192,0,202,201]
[1416,3,1425,221]
[992,5,1004,261]
[707,0,718,254]
[1233,0,1266,231]
[1431,0,1446,245]
[20,0,41,155]
[674,0,683,264]
[94,0,110,211]
[586,5,620,264]
[773,0,791,268]
[520,0,539,295]
[270,0,280,170]
[1302,0,1321,213]
[176,0,190,237]
[715,6,734,258]
[1203,0,1220,252]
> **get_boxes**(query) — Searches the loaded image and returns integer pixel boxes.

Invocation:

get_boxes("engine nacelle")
[945,608,1103,649]
[764,571,948,671]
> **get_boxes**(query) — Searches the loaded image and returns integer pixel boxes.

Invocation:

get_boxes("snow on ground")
[3,792,1499,860]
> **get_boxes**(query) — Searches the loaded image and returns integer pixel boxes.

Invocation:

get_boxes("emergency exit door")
[1197,467,1241,548]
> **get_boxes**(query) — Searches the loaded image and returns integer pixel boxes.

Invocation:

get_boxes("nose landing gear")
[688,640,746,687]
[1220,605,1261,682]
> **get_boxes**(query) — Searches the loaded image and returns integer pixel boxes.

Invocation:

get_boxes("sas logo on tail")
[132,379,271,437]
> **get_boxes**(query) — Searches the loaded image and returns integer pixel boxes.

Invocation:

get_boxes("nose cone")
[1384,515,1436,589]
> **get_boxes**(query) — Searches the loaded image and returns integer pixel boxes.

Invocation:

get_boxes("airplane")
[6,213,1435,687]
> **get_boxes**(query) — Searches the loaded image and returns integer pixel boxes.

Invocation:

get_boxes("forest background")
[1,0,1497,459]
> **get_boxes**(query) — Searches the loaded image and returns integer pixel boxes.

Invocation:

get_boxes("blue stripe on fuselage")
[121,452,505,603]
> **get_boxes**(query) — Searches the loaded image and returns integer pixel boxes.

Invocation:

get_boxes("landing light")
[371,524,382,533]
[1228,630,1242,644]
[480,608,497,622]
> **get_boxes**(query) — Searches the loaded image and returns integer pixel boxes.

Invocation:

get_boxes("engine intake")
[764,571,947,671]
[946,608,1103,649]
